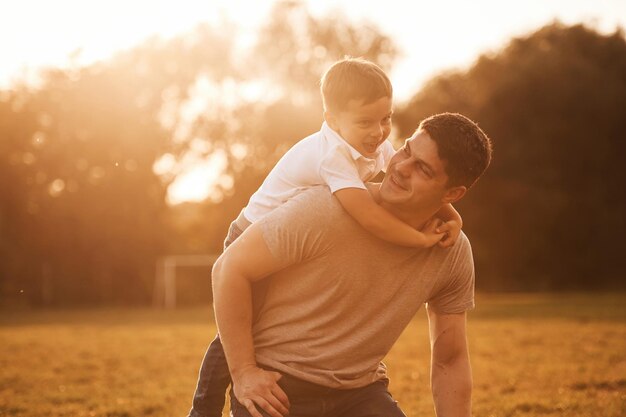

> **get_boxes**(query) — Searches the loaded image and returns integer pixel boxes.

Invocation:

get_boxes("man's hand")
[436,219,462,248]
[232,366,290,417]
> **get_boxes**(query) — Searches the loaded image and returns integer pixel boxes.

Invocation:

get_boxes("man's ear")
[442,186,467,204]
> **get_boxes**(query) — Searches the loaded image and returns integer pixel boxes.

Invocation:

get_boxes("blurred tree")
[395,22,626,290]
[0,23,238,306]
[0,2,398,306]
[170,0,399,256]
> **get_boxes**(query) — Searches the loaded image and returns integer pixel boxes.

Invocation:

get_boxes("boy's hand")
[421,218,446,248]
[436,219,462,248]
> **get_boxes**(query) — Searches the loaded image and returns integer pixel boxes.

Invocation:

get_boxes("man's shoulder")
[264,186,350,234]
[441,231,473,263]
[289,186,342,213]
[421,231,474,276]
[259,186,346,262]
[457,231,471,251]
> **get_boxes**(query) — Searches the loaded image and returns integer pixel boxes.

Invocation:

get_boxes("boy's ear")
[442,186,467,204]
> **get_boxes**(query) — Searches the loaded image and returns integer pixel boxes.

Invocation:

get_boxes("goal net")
[153,254,219,308]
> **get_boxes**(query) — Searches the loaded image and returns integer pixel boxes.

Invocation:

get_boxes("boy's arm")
[334,187,444,248]
[434,203,463,248]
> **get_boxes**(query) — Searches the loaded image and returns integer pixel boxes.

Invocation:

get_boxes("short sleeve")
[427,234,476,314]
[318,146,366,193]
[259,187,336,267]
[380,140,396,172]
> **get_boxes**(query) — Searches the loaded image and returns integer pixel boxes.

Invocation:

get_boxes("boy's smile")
[325,96,393,158]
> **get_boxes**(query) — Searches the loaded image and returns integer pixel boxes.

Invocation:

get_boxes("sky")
[2,0,625,101]
[2,0,625,204]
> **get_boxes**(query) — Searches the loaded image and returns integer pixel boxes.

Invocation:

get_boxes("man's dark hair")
[419,113,493,188]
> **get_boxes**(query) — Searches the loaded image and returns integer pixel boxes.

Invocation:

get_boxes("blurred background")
[1,0,625,308]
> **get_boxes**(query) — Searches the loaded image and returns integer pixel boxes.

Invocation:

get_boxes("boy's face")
[325,96,393,158]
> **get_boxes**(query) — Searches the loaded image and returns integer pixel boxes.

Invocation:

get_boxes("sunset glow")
[3,0,625,204]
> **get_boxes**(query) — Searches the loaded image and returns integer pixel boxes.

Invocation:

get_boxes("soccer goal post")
[153,254,219,309]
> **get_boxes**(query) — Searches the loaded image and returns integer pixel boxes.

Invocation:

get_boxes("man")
[212,113,492,417]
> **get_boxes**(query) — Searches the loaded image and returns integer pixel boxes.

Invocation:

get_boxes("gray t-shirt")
[254,186,475,389]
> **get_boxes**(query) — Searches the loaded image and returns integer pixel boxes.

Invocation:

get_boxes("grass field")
[1,293,625,417]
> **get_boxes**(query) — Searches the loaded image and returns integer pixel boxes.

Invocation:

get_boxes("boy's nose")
[370,124,384,139]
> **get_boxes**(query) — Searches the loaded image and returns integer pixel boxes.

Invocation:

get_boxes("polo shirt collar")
[321,122,379,161]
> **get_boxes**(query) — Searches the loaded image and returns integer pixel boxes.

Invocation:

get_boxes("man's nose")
[395,158,412,177]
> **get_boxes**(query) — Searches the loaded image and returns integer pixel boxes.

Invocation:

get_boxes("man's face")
[380,129,460,209]
[326,96,393,158]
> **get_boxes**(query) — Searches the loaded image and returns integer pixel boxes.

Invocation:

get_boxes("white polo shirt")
[243,122,396,223]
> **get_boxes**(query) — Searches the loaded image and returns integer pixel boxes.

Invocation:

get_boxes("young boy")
[187,57,462,417]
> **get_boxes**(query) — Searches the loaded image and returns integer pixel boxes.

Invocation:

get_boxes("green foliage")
[395,22,626,290]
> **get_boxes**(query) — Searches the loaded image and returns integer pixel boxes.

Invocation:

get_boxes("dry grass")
[0,293,624,417]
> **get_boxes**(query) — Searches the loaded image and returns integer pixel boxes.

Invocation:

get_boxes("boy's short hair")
[419,113,493,189]
[320,57,393,113]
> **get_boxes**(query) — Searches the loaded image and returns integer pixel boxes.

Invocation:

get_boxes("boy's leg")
[187,215,247,417]
[187,335,232,417]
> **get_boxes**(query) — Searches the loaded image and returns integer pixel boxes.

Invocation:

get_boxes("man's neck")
[366,183,441,230]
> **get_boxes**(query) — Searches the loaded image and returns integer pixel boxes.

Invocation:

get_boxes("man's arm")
[426,306,472,417]
[212,223,291,417]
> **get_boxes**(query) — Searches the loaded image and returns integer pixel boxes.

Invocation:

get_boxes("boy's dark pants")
[187,335,231,417]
